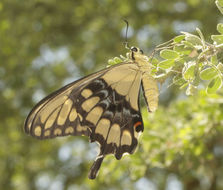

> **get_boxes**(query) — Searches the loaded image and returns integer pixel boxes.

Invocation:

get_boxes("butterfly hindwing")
[77,77,143,157]
[74,64,144,179]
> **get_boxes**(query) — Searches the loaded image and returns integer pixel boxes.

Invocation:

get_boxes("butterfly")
[24,46,159,179]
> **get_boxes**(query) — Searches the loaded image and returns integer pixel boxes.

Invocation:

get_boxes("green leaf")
[184,33,203,47]
[158,59,175,69]
[211,55,218,65]
[211,35,223,44]
[217,62,223,72]
[108,59,116,65]
[107,57,122,65]
[206,76,222,94]
[113,57,122,63]
[120,55,127,60]
[182,41,195,48]
[183,62,196,81]
[186,84,197,96]
[200,67,218,80]
[174,45,192,55]
[174,35,185,43]
[193,74,200,86]
[148,57,159,64]
[217,23,223,34]
[173,75,186,86]
[160,50,179,59]
[196,28,205,45]
[216,0,223,14]
[180,82,189,89]
[217,0,223,6]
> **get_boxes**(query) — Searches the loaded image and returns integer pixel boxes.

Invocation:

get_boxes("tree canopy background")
[1,0,223,189]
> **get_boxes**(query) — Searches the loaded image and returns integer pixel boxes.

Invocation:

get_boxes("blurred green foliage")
[1,0,223,189]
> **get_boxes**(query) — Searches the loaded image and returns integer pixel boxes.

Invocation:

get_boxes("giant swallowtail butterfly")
[24,46,159,179]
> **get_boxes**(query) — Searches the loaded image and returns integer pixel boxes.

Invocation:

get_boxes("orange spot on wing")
[134,121,142,128]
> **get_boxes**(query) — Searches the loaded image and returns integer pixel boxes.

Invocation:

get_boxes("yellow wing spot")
[57,99,73,126]
[45,107,60,129]
[121,130,132,146]
[78,113,83,122]
[107,124,121,146]
[34,126,42,136]
[95,118,110,139]
[54,128,62,135]
[40,95,67,123]
[69,108,77,122]
[65,126,74,134]
[81,96,100,112]
[76,124,82,132]
[81,89,93,98]
[44,130,51,137]
[76,124,88,132]
[86,106,103,125]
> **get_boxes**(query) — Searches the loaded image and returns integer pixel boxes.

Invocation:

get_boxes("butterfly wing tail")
[88,155,105,179]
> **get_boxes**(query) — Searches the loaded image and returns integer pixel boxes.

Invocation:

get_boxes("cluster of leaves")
[109,0,223,96]
[155,26,223,95]
[141,90,223,189]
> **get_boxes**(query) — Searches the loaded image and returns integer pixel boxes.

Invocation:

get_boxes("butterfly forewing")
[24,67,111,138]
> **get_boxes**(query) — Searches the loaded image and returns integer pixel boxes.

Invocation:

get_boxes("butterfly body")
[24,47,159,179]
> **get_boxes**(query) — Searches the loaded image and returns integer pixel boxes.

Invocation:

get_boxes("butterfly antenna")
[123,19,130,49]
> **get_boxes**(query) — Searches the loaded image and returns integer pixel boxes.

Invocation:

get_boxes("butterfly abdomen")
[142,74,159,112]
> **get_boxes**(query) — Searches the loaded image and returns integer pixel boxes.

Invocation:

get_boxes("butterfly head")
[130,46,144,55]
[130,46,149,65]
